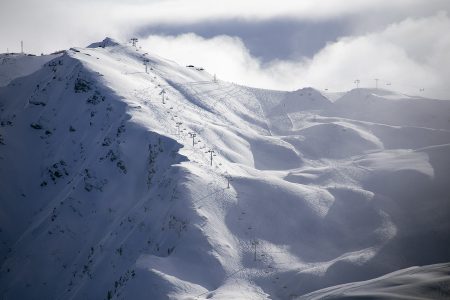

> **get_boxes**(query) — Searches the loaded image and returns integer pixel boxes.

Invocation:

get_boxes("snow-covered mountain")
[1,38,449,299]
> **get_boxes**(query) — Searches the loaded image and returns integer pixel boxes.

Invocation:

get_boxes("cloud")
[1,0,448,54]
[0,0,449,98]
[0,0,124,54]
[136,18,350,62]
[140,12,450,99]
[119,0,450,25]
[302,11,450,98]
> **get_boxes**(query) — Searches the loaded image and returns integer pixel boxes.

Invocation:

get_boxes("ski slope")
[1,38,450,299]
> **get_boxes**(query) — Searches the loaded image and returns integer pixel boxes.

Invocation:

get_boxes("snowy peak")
[87,37,122,49]
[336,87,424,103]
[330,87,450,130]
[281,87,332,110]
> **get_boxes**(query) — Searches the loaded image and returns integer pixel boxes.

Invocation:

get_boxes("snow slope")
[0,53,60,87]
[298,262,450,300]
[1,38,450,299]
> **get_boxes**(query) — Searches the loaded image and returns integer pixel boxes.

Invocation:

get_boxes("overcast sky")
[1,0,449,98]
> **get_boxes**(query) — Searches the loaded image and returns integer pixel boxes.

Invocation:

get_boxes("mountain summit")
[1,39,450,299]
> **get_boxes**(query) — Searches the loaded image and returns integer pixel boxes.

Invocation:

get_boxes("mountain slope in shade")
[0,52,60,87]
[1,38,450,299]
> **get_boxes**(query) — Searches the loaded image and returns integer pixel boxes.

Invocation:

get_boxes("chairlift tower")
[143,58,150,73]
[159,89,166,104]
[175,122,183,135]
[252,240,259,262]
[206,149,215,166]
[225,173,233,189]
[188,132,197,147]
[130,38,138,47]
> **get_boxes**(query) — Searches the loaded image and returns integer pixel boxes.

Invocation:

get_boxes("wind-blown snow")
[0,38,449,299]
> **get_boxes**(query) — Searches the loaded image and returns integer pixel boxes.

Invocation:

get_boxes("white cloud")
[112,0,450,25]
[140,12,450,99]
[0,0,123,54]
[0,1,448,98]
[1,0,449,54]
